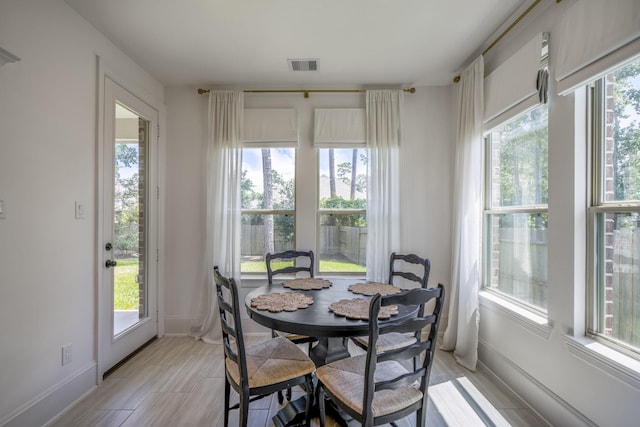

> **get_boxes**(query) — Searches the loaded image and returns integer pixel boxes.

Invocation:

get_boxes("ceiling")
[64,0,523,88]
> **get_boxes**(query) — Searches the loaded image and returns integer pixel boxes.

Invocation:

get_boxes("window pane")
[489,104,548,207]
[486,213,548,310]
[240,213,294,272]
[241,147,295,274]
[596,212,640,348]
[603,59,640,203]
[319,148,367,202]
[319,213,366,273]
[318,148,367,274]
[242,148,295,209]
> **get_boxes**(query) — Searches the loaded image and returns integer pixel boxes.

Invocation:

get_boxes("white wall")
[0,0,164,425]
[162,87,454,335]
[476,1,640,426]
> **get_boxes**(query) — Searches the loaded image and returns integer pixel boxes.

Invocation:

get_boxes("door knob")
[105,259,117,268]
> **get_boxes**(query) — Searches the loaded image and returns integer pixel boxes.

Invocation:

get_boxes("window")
[318,148,367,274]
[483,104,549,312]
[240,147,295,273]
[589,58,640,355]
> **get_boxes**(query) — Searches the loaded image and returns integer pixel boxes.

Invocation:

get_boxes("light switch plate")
[75,201,85,220]
[0,200,6,219]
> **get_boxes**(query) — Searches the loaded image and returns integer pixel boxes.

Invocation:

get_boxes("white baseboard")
[478,340,597,427]
[2,362,96,427]
[164,315,200,336]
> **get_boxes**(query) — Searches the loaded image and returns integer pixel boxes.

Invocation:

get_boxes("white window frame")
[240,146,297,274]
[587,69,640,359]
[482,104,549,317]
[316,147,367,276]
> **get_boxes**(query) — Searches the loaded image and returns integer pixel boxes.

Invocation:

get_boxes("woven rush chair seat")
[316,355,422,418]
[225,336,315,389]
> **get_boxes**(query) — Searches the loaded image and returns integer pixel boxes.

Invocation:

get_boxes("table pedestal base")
[310,337,350,366]
[272,395,355,427]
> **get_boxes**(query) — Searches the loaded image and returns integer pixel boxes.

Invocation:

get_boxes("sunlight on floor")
[430,377,512,427]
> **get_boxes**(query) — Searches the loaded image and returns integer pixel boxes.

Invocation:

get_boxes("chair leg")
[304,374,313,427]
[239,392,249,427]
[416,408,426,427]
[318,386,326,427]
[277,390,284,404]
[223,378,230,427]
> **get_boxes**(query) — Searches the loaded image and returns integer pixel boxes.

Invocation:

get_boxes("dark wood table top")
[245,278,417,338]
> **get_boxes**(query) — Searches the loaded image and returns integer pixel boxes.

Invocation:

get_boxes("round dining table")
[245,278,419,427]
[245,278,418,366]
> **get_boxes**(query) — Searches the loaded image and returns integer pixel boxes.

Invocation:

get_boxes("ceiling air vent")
[288,58,319,72]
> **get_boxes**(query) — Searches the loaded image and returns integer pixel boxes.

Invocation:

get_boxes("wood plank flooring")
[50,336,548,426]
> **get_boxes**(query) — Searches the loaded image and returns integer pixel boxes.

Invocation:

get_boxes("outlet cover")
[62,343,72,365]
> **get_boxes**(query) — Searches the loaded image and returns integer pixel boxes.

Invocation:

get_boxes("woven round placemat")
[328,298,398,320]
[250,292,314,313]
[282,278,332,290]
[348,282,402,296]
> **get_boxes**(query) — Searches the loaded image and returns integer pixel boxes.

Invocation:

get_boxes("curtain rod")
[453,0,561,83]
[197,88,416,98]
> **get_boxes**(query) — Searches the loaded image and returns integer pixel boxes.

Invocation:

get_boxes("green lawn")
[114,258,139,310]
[241,259,365,273]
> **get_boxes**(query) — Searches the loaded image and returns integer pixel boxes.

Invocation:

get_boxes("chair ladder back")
[266,250,314,284]
[214,266,249,388]
[388,253,431,293]
[361,284,446,424]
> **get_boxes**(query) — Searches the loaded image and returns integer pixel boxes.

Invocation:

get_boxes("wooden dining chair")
[214,266,315,427]
[316,284,445,427]
[266,249,319,402]
[351,252,431,365]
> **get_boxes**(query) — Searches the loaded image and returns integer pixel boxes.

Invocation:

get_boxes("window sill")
[563,335,640,390]
[479,291,553,341]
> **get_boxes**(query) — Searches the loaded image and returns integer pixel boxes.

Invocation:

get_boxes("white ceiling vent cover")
[288,58,319,72]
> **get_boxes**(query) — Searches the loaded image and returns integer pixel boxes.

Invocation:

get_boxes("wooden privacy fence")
[493,228,548,308]
[241,225,367,266]
[320,226,367,265]
[609,229,640,345]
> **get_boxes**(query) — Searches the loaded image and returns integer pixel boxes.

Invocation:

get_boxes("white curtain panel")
[365,90,402,282]
[197,90,244,344]
[441,56,484,371]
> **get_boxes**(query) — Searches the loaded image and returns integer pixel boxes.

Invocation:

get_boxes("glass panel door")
[113,103,148,336]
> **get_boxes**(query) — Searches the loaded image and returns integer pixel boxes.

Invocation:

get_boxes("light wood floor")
[50,336,548,427]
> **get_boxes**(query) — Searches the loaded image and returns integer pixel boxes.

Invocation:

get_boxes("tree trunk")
[350,149,357,200]
[262,148,274,255]
[329,149,336,198]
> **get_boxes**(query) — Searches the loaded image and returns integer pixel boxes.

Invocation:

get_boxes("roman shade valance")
[556,0,640,95]
[243,108,297,146]
[484,32,547,130]
[313,108,366,148]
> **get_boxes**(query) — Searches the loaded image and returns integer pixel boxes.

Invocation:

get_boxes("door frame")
[96,56,165,382]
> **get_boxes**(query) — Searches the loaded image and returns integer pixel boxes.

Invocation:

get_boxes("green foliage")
[114,143,141,253]
[495,104,549,208]
[612,62,640,202]
[114,258,139,310]
[320,197,367,226]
